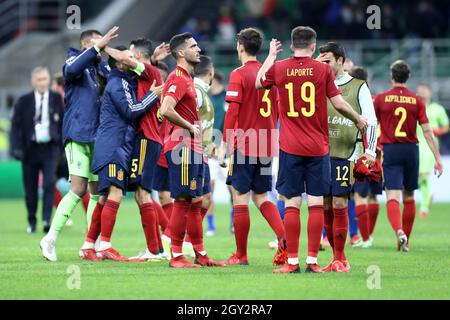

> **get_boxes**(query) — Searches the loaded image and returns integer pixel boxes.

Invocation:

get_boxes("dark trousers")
[21,142,58,227]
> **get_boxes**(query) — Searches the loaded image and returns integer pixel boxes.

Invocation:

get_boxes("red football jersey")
[162,66,202,154]
[261,56,341,157]
[225,60,278,157]
[374,86,428,145]
[137,62,163,145]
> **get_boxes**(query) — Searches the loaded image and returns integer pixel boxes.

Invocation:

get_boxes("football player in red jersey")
[374,60,443,252]
[256,26,367,273]
[217,28,287,267]
[160,32,225,268]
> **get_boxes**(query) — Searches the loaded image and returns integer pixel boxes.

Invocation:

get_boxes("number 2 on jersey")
[285,82,316,117]
[259,89,271,117]
[394,106,407,137]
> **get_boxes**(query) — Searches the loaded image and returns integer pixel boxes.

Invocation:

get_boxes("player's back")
[228,61,277,157]
[265,56,341,157]
[234,61,277,131]
[374,87,428,145]
[137,62,163,145]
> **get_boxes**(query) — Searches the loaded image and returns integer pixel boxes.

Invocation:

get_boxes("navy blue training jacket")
[91,68,159,173]
[62,46,110,145]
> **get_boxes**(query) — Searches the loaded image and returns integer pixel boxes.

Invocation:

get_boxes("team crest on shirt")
[168,85,176,93]
[190,178,197,190]
[117,169,124,181]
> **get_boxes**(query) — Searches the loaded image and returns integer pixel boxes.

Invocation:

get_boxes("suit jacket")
[10,90,64,160]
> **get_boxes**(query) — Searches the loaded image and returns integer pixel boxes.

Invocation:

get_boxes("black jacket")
[10,90,64,160]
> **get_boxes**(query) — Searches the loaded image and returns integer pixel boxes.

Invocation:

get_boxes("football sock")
[323,207,334,248]
[260,201,285,241]
[100,199,120,243]
[333,207,348,261]
[355,204,370,241]
[86,194,99,230]
[187,201,205,252]
[53,186,63,208]
[153,199,168,232]
[82,192,90,212]
[139,202,159,254]
[277,199,285,221]
[154,211,163,252]
[168,200,190,255]
[86,201,104,243]
[47,190,80,239]
[418,176,431,213]
[162,202,173,221]
[368,203,380,235]
[348,198,358,237]
[386,199,402,233]
[207,214,215,231]
[284,207,300,259]
[402,199,416,242]
[233,205,250,258]
[307,205,324,258]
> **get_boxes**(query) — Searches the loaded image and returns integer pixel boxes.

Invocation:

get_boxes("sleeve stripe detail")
[122,79,157,112]
[366,123,377,153]
[66,47,94,66]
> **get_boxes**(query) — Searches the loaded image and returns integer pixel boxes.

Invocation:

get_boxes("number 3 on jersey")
[259,89,271,117]
[285,81,316,118]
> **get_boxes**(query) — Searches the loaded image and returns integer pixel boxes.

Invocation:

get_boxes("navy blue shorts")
[203,162,211,195]
[128,133,162,192]
[166,145,203,199]
[325,158,354,196]
[383,143,419,191]
[97,163,127,196]
[152,164,170,192]
[276,150,330,197]
[226,150,272,194]
[353,180,383,197]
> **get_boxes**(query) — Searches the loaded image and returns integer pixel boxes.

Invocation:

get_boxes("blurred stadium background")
[0,0,449,201]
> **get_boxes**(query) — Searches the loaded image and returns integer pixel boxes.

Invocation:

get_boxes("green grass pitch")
[0,199,449,299]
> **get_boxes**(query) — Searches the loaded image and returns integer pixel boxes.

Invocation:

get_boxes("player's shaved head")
[80,29,102,42]
[291,26,316,49]
[237,28,263,56]
[319,42,346,64]
[417,84,432,103]
[169,32,194,59]
[108,45,128,70]
[130,37,153,60]
[349,66,368,82]
[390,60,410,84]
[193,55,213,77]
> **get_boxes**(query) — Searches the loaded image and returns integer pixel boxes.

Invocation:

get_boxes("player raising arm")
[374,60,443,252]
[255,26,367,273]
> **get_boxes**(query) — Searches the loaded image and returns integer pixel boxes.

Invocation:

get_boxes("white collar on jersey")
[194,77,210,92]
[335,72,353,85]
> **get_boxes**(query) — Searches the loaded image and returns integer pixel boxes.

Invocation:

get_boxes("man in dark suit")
[10,67,64,233]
